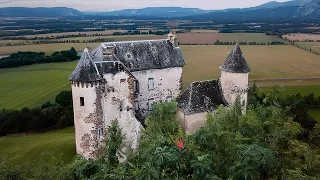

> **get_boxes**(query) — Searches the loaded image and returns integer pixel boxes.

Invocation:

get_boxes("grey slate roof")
[219,44,251,73]
[68,48,102,82]
[92,39,185,72]
[177,79,227,115]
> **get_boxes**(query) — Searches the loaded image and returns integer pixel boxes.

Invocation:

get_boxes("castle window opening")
[98,127,104,139]
[148,98,155,111]
[134,101,139,111]
[133,80,139,93]
[80,97,85,107]
[148,78,154,90]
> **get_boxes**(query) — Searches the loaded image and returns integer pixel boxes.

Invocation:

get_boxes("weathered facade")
[69,33,185,159]
[69,32,251,158]
[177,44,251,134]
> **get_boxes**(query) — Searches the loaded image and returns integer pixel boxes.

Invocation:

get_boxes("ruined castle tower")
[219,44,251,110]
[68,48,105,158]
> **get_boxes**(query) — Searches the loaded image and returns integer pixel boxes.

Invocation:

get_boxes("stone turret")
[69,48,105,159]
[220,44,251,111]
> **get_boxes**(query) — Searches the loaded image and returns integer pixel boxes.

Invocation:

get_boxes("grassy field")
[283,33,320,41]
[1,45,320,109]
[295,42,320,54]
[181,45,320,87]
[308,108,320,122]
[178,33,286,45]
[0,127,75,166]
[0,61,75,109]
[259,85,320,97]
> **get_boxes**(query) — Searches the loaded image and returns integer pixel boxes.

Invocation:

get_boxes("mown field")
[178,33,286,45]
[283,33,320,41]
[0,127,75,166]
[0,33,287,51]
[0,61,75,109]
[296,42,320,54]
[1,45,320,109]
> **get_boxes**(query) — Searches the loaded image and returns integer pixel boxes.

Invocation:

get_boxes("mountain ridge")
[0,0,319,20]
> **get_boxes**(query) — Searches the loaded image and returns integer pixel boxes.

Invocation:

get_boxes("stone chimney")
[102,45,115,60]
[168,31,178,47]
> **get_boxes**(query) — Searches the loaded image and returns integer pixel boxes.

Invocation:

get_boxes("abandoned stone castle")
[69,32,251,159]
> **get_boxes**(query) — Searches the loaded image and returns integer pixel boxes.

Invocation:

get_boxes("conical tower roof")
[219,44,251,73]
[69,48,102,83]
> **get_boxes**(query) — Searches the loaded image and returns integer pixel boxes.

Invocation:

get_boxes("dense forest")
[0,91,74,136]
[0,48,78,68]
[1,86,320,179]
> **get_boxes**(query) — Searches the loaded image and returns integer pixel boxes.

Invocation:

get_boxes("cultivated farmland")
[0,61,76,109]
[283,33,320,41]
[178,33,286,45]
[1,45,320,109]
[296,42,320,54]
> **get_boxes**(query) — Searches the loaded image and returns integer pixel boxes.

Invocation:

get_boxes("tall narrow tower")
[68,48,104,159]
[220,44,251,110]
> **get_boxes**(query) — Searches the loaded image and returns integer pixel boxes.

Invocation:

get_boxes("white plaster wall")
[220,71,249,109]
[132,67,183,117]
[102,72,142,151]
[177,109,216,134]
[71,84,98,159]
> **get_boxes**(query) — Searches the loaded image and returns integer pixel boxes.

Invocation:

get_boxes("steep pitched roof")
[177,79,227,115]
[68,48,102,82]
[92,39,185,72]
[219,44,251,73]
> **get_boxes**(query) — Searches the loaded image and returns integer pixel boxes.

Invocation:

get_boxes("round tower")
[219,44,251,109]
[69,48,104,159]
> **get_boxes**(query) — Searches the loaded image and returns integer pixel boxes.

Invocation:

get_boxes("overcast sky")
[0,0,290,11]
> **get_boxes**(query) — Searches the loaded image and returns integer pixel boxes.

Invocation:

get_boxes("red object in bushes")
[177,139,184,149]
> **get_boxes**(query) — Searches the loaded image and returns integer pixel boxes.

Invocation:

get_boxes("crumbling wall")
[131,67,183,118]
[71,81,105,159]
[102,71,142,151]
[220,71,249,110]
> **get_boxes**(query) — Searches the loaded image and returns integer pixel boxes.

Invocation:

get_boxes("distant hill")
[0,7,82,17]
[1,0,320,21]
[90,7,211,17]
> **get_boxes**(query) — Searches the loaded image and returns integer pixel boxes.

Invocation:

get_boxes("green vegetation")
[0,127,75,166]
[0,48,78,68]
[259,85,320,97]
[309,109,320,122]
[2,45,320,109]
[0,61,76,109]
[3,93,320,179]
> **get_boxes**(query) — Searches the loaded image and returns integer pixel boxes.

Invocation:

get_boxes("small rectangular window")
[166,96,172,102]
[98,127,104,139]
[148,78,154,90]
[148,98,155,111]
[133,80,139,93]
[134,101,139,111]
[80,97,84,107]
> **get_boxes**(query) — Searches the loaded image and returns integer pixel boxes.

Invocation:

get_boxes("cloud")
[0,0,290,11]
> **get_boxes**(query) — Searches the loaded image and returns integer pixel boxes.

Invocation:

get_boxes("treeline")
[214,40,286,45]
[0,48,78,68]
[250,85,320,145]
[2,38,115,47]
[0,91,73,137]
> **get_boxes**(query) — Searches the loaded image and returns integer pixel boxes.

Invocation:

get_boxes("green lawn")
[258,85,320,97]
[0,127,76,166]
[0,61,77,109]
[308,108,320,122]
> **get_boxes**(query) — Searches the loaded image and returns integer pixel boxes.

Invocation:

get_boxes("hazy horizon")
[0,0,290,12]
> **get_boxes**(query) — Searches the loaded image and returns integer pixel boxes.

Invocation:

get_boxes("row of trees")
[0,91,74,136]
[214,40,286,45]
[0,48,78,68]
[1,87,320,179]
